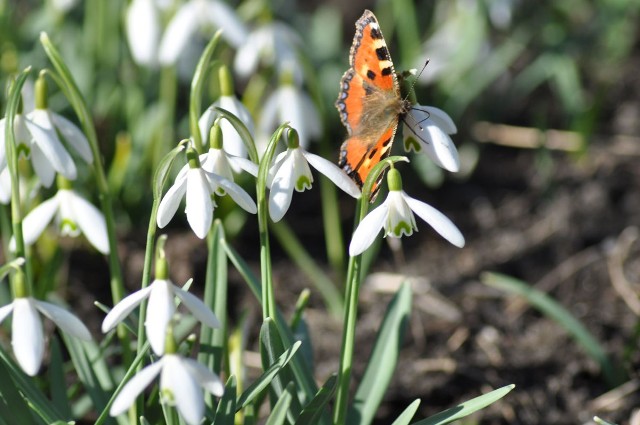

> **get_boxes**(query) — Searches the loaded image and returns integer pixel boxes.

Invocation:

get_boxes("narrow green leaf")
[390,399,420,425]
[49,338,72,418]
[237,341,302,409]
[214,375,237,425]
[265,382,295,425]
[295,374,337,425]
[190,30,223,151]
[0,356,40,424]
[481,272,621,386]
[413,384,515,425]
[348,281,412,425]
[153,142,186,200]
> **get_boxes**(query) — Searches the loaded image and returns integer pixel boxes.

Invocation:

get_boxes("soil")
[63,133,640,425]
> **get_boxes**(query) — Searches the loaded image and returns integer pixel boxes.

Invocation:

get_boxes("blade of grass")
[481,272,622,386]
[390,399,421,425]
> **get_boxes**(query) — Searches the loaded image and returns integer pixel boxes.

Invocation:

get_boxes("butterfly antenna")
[402,59,430,103]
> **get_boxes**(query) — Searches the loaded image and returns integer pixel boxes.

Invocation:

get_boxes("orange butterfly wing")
[336,10,407,200]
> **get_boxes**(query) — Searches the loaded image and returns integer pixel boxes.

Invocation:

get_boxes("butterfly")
[336,10,412,201]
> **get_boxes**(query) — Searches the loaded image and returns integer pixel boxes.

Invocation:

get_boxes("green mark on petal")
[391,221,413,237]
[60,218,78,233]
[16,143,30,158]
[295,175,312,192]
[404,136,421,153]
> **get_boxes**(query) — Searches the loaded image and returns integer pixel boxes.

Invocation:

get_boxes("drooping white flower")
[200,148,258,191]
[0,297,92,376]
[0,167,11,204]
[199,65,254,158]
[101,277,220,355]
[268,130,360,222]
[110,353,224,425]
[234,22,303,82]
[126,0,161,66]
[158,0,247,65]
[157,148,257,239]
[10,180,109,254]
[259,81,321,150]
[403,105,460,172]
[349,168,464,256]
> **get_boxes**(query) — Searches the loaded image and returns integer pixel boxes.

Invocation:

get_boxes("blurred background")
[1,0,640,423]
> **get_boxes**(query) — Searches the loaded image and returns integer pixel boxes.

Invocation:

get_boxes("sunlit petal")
[68,190,109,254]
[185,168,213,239]
[126,0,160,66]
[101,286,153,332]
[30,141,57,187]
[207,172,257,214]
[162,356,204,425]
[12,298,44,376]
[203,0,248,48]
[158,1,198,65]
[50,113,93,163]
[269,152,295,222]
[303,151,361,198]
[145,279,176,355]
[404,193,465,248]
[15,195,60,249]
[0,303,15,324]
[110,361,164,416]
[34,299,92,341]
[181,357,224,396]
[349,202,390,257]
[26,110,77,180]
[174,286,220,328]
[157,173,188,228]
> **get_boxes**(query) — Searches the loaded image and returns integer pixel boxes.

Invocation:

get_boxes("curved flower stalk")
[0,269,91,376]
[126,0,162,66]
[199,65,254,158]
[110,348,223,425]
[268,129,360,222]
[157,147,257,239]
[403,104,460,172]
[158,0,248,65]
[259,72,321,151]
[234,22,303,82]
[9,176,109,254]
[349,168,465,256]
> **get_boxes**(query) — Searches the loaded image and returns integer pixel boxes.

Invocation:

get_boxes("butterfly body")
[336,10,410,195]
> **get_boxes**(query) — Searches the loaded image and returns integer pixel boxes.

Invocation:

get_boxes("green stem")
[158,65,177,164]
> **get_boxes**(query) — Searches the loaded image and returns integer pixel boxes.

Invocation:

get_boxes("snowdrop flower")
[259,72,321,150]
[126,0,161,66]
[159,0,247,65]
[157,147,257,239]
[235,22,303,82]
[102,250,220,355]
[23,76,93,187]
[0,168,11,204]
[0,270,91,376]
[403,104,460,172]
[200,123,258,191]
[198,65,254,158]
[50,0,78,12]
[10,176,109,254]
[110,352,224,424]
[349,168,464,256]
[268,129,360,222]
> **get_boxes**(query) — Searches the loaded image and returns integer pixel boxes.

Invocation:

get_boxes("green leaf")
[348,281,412,425]
[214,375,237,425]
[49,338,72,418]
[0,356,42,424]
[295,374,337,425]
[412,384,515,425]
[265,382,295,425]
[237,340,302,409]
[152,142,186,201]
[481,272,621,386]
[390,399,420,425]
[190,30,223,151]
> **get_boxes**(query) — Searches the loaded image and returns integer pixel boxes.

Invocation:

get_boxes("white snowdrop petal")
[182,357,224,396]
[185,169,213,239]
[349,202,390,257]
[30,143,56,187]
[26,110,77,180]
[68,191,110,254]
[267,151,288,188]
[403,193,465,248]
[174,286,220,329]
[18,195,60,248]
[423,122,460,172]
[110,361,164,416]
[228,156,258,177]
[204,1,248,48]
[268,153,295,222]
[12,298,44,376]
[422,106,457,134]
[234,31,263,78]
[101,286,153,333]
[34,300,92,341]
[50,113,93,163]
[218,96,253,158]
[126,0,160,66]
[0,303,15,324]
[0,168,10,204]
[198,106,216,145]
[158,2,198,65]
[157,174,188,228]
[304,152,361,198]
[145,279,175,355]
[209,174,257,213]
[162,356,204,425]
